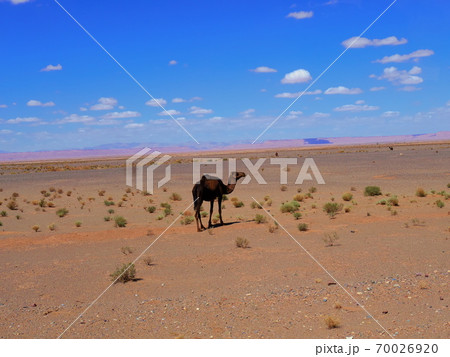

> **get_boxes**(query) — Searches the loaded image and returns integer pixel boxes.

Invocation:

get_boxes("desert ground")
[0,142,448,339]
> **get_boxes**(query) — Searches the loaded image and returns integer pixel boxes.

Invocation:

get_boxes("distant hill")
[0,131,448,162]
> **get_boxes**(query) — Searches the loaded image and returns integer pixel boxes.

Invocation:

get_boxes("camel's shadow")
[207,220,242,229]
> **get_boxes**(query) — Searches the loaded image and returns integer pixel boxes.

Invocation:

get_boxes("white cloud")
[399,86,422,92]
[172,98,187,103]
[80,107,88,111]
[374,66,423,85]
[209,116,223,122]
[58,114,95,124]
[101,111,141,119]
[275,89,321,98]
[313,112,330,118]
[7,117,40,124]
[240,109,255,118]
[290,110,303,115]
[334,103,379,112]
[158,109,181,116]
[324,86,362,95]
[281,69,312,84]
[355,100,365,105]
[287,11,313,19]
[90,97,118,110]
[190,96,203,102]
[250,66,277,73]
[370,86,386,92]
[0,104,8,108]
[27,99,55,107]
[124,123,144,129]
[40,64,62,72]
[0,129,13,134]
[382,111,400,117]
[342,36,407,49]
[374,49,434,64]
[145,98,167,107]
[190,106,213,115]
[169,60,177,65]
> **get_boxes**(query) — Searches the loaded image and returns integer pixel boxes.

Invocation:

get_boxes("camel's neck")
[225,184,236,194]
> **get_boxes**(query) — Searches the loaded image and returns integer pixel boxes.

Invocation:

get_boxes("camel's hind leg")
[208,201,214,228]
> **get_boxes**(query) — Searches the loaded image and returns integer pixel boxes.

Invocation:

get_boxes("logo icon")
[126,148,171,193]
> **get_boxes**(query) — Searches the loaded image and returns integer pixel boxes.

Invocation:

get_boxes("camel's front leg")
[218,196,224,226]
[208,201,214,228]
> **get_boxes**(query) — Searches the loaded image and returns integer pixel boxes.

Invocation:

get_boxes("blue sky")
[0,0,449,152]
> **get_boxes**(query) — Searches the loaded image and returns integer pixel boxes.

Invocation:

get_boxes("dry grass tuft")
[324,315,340,329]
[235,237,249,248]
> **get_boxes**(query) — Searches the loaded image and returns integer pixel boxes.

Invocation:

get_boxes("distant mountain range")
[0,131,449,162]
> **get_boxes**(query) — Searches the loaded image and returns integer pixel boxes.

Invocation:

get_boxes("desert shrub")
[6,200,18,210]
[0,221,3,227]
[126,187,132,193]
[47,202,55,208]
[415,187,426,197]
[181,216,194,225]
[344,206,351,213]
[49,187,56,192]
[110,263,136,283]
[342,193,353,201]
[364,186,382,196]
[143,256,153,266]
[0,211,7,217]
[250,201,262,209]
[235,237,249,248]
[387,196,399,206]
[254,214,266,224]
[56,208,69,217]
[121,246,133,255]
[323,232,339,246]
[157,214,164,220]
[74,221,82,227]
[232,200,244,208]
[280,201,300,213]
[268,224,278,233]
[66,191,72,197]
[16,215,21,220]
[304,192,313,199]
[57,189,63,194]
[39,199,47,208]
[324,316,340,329]
[147,206,156,213]
[297,223,308,231]
[48,223,56,231]
[293,212,302,220]
[107,209,115,214]
[222,195,228,201]
[280,185,288,191]
[293,194,304,202]
[323,202,343,218]
[309,186,317,193]
[114,216,127,228]
[201,211,208,217]
[104,216,111,221]
[104,200,115,206]
[435,200,445,208]
[170,192,182,201]
[98,190,106,196]
[32,225,40,232]
[447,183,450,189]
[12,192,19,198]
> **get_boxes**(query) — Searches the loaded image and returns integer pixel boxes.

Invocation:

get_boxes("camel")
[192,171,246,232]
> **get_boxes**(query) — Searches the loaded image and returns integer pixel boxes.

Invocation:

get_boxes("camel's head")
[229,171,246,184]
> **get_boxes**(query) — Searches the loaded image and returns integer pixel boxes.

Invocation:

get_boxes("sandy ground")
[0,143,449,339]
